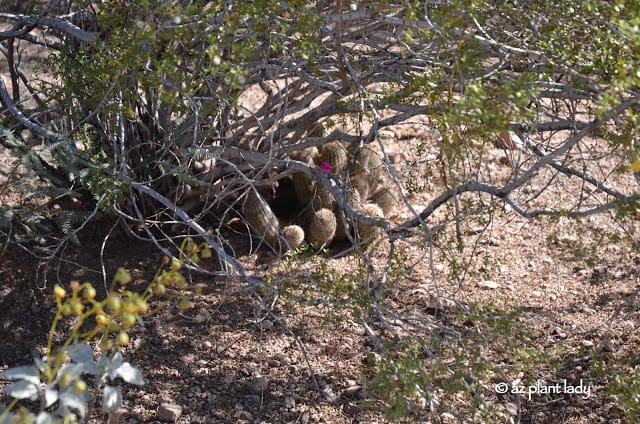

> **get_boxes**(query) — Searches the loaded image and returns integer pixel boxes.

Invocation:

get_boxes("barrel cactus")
[371,187,396,217]
[292,155,316,208]
[350,146,383,193]
[311,183,336,211]
[242,189,279,245]
[321,141,349,173]
[307,208,337,245]
[348,173,370,202]
[282,224,305,250]
[357,203,384,241]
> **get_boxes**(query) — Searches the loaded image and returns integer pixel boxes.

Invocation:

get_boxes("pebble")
[440,412,456,423]
[72,268,87,278]
[430,297,456,310]
[285,396,296,409]
[321,385,337,403]
[582,340,594,348]
[505,403,518,416]
[158,402,183,422]
[478,280,500,289]
[247,376,269,394]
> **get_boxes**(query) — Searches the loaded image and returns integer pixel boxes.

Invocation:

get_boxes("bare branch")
[0,13,95,42]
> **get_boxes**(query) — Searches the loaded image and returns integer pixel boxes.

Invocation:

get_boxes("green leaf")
[114,362,145,386]
[59,386,89,419]
[3,380,39,400]
[102,384,123,413]
[0,365,40,385]
[35,412,57,424]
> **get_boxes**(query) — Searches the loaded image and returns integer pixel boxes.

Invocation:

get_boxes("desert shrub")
[1,0,639,421]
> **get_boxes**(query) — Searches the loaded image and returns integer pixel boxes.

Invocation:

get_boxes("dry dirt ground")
[1,126,640,424]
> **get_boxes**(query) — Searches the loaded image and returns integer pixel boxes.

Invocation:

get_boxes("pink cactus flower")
[320,161,333,172]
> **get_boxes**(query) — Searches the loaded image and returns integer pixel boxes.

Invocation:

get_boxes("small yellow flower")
[170,257,182,271]
[122,301,137,314]
[59,373,72,388]
[83,286,97,300]
[174,274,187,289]
[73,379,87,393]
[153,283,166,295]
[178,298,193,310]
[116,331,130,346]
[60,303,74,316]
[134,298,148,314]
[95,313,108,326]
[106,296,121,313]
[100,340,114,352]
[53,285,67,300]
[200,247,213,259]
[113,267,133,285]
[70,300,84,315]
[121,313,136,328]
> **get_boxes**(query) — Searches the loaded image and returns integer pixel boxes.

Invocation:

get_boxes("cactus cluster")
[242,141,396,251]
[242,189,280,246]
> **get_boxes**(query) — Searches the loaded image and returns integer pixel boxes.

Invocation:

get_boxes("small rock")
[203,340,213,349]
[72,268,87,278]
[235,410,253,421]
[430,297,456,310]
[133,338,144,350]
[342,385,364,399]
[321,385,337,403]
[478,280,500,289]
[324,344,338,355]
[553,328,567,338]
[193,308,210,323]
[530,290,542,298]
[285,396,296,409]
[247,376,269,394]
[300,412,310,424]
[158,403,183,422]
[440,412,456,423]
[582,340,594,348]
[505,402,518,416]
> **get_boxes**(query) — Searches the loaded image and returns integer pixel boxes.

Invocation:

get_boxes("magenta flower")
[320,161,333,172]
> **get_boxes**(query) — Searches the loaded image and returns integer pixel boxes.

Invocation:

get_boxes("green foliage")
[0,238,213,422]
[608,367,640,423]
[365,303,563,421]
